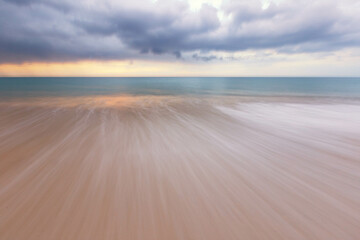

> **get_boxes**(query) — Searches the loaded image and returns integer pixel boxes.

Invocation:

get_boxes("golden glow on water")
[0,95,190,108]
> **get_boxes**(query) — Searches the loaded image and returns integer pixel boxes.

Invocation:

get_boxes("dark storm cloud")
[0,0,359,63]
[72,2,220,56]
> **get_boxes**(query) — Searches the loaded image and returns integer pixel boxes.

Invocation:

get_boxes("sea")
[1,77,360,98]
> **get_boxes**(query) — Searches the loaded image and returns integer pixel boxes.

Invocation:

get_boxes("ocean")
[0,77,360,240]
[1,77,360,98]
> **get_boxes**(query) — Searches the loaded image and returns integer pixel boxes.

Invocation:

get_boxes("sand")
[0,96,359,240]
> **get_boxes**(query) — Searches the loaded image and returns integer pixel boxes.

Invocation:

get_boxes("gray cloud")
[3,0,36,5]
[192,53,221,62]
[0,0,359,63]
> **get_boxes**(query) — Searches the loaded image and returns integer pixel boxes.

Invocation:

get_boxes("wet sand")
[0,96,359,240]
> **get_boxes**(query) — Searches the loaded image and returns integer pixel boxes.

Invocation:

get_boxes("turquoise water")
[1,77,360,98]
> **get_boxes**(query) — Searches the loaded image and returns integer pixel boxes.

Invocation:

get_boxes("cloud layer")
[1,0,359,63]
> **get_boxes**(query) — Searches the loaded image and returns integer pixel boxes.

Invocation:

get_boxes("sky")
[0,0,359,76]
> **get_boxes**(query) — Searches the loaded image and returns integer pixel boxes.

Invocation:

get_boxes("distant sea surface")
[1,77,360,98]
[0,77,360,240]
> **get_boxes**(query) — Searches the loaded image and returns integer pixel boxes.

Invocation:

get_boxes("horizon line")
[1,76,360,78]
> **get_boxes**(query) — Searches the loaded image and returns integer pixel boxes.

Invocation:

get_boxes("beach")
[2,0,360,236]
[0,95,359,240]
[1,0,360,235]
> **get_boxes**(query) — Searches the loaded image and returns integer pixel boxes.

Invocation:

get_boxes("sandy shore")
[0,96,359,240]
